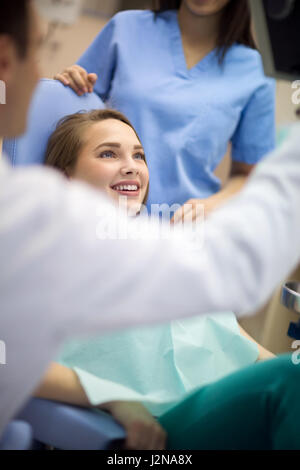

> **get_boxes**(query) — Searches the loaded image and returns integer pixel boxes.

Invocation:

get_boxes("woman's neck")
[177,2,222,48]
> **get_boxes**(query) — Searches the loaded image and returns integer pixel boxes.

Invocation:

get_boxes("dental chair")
[3,79,126,450]
[0,421,33,450]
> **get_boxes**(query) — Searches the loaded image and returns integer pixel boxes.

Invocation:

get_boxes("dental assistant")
[56,0,275,220]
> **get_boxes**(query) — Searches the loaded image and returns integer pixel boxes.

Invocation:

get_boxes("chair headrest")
[3,79,105,166]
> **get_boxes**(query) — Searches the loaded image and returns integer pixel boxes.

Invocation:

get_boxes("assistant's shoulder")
[110,9,156,29]
[225,44,263,67]
[225,44,275,86]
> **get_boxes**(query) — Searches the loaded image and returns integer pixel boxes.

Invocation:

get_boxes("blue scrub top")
[78,10,276,214]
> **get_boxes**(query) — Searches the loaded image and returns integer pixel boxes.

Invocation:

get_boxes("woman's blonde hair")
[45,108,149,204]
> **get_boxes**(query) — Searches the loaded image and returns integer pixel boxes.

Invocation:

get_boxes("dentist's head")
[0,0,42,138]
[45,109,149,214]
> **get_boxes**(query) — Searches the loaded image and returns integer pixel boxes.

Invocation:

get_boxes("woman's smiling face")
[70,118,149,213]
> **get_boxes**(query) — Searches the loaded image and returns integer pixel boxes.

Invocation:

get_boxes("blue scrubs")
[78,9,275,213]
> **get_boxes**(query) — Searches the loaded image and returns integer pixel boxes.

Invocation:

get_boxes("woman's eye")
[134,153,145,160]
[99,151,115,159]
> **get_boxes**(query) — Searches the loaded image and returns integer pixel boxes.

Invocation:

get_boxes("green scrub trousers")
[159,354,300,450]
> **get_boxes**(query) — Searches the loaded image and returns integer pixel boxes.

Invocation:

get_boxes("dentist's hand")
[100,400,167,450]
[54,64,98,96]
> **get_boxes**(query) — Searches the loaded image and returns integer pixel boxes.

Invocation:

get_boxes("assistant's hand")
[171,195,224,225]
[100,401,167,450]
[54,64,98,96]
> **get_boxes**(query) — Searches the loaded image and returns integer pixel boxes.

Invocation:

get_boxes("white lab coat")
[1,125,300,434]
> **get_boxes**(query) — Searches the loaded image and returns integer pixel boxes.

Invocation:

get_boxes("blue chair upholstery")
[0,421,33,450]
[3,78,105,166]
[17,399,125,450]
[4,78,126,449]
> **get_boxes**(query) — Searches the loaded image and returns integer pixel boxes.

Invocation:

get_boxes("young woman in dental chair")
[33,109,300,450]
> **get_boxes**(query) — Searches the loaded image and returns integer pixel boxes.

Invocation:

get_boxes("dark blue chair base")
[16,398,126,450]
[0,420,33,450]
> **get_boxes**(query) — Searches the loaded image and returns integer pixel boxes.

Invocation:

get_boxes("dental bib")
[58,312,258,416]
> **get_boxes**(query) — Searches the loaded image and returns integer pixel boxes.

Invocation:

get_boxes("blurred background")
[39,0,300,353]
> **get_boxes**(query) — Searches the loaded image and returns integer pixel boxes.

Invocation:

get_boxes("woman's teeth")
[113,185,138,191]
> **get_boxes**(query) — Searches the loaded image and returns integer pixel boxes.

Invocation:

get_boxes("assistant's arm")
[176,162,255,219]
[214,161,255,207]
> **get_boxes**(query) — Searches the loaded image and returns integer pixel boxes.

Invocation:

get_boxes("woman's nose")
[120,164,139,176]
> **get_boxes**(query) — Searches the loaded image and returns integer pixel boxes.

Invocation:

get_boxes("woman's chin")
[126,201,143,216]
[106,189,144,215]
[116,196,142,215]
[186,0,220,16]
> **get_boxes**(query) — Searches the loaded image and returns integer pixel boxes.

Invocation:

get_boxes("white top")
[1,125,300,434]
